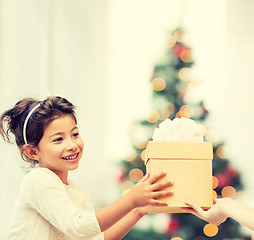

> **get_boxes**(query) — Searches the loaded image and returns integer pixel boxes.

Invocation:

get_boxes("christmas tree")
[118,28,249,240]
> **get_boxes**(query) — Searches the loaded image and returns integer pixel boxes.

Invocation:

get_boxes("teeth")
[63,154,78,160]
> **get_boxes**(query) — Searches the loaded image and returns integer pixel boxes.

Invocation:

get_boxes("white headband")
[23,103,41,144]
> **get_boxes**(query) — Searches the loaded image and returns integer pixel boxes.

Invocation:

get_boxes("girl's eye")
[73,132,79,138]
[53,137,63,142]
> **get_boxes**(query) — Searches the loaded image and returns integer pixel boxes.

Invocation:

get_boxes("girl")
[183,197,254,231]
[0,96,173,240]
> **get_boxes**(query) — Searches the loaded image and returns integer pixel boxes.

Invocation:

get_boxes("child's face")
[35,114,84,182]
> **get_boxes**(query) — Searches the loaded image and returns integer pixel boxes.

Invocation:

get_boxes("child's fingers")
[147,171,167,184]
[152,190,173,199]
[152,179,173,191]
[140,173,150,182]
[149,199,169,206]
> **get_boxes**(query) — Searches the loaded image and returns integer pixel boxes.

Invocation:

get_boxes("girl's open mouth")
[62,153,79,161]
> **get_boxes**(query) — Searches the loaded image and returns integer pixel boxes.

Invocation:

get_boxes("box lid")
[145,141,213,165]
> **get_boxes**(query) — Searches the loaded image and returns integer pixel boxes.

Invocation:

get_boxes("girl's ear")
[23,146,40,161]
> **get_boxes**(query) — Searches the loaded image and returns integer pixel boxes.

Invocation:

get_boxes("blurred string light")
[125,149,137,162]
[180,49,192,63]
[129,168,143,182]
[131,158,144,168]
[212,176,219,199]
[159,109,171,120]
[203,224,218,237]
[216,145,226,159]
[167,35,176,48]
[175,105,193,118]
[159,102,175,120]
[179,67,192,81]
[173,29,185,43]
[205,129,220,142]
[134,141,148,150]
[121,180,135,191]
[187,80,199,88]
[212,176,219,189]
[196,123,206,136]
[146,110,160,123]
[212,190,218,199]
[221,186,236,198]
[166,29,185,49]
[141,149,146,162]
[152,77,166,91]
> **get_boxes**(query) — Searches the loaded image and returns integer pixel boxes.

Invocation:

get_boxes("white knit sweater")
[8,168,104,240]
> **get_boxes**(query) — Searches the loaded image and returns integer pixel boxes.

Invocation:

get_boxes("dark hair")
[0,96,76,166]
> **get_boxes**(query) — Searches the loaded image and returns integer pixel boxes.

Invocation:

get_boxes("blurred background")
[1,0,254,239]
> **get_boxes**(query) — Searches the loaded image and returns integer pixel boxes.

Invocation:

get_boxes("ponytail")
[0,96,76,166]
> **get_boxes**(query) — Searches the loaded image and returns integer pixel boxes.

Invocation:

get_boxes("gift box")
[145,141,213,214]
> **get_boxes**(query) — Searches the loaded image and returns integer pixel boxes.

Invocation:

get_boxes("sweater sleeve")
[21,168,104,240]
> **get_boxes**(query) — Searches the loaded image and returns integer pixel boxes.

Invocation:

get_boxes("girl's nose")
[66,139,78,151]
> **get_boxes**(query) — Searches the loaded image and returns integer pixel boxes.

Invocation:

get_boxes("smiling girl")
[0,96,173,240]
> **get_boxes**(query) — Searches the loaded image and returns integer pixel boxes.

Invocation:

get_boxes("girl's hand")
[127,171,174,209]
[133,206,150,217]
[182,199,228,226]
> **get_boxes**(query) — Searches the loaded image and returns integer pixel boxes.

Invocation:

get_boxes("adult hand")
[182,199,228,226]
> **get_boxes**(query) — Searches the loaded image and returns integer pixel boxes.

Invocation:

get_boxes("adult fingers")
[184,201,204,217]
[181,207,200,216]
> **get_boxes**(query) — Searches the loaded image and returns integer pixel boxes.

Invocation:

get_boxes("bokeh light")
[216,145,226,159]
[212,176,219,189]
[203,224,218,237]
[205,129,220,142]
[157,101,175,120]
[146,110,160,123]
[179,67,191,81]
[121,180,135,191]
[173,29,185,42]
[187,80,199,88]
[129,168,144,182]
[171,237,183,240]
[180,49,192,63]
[131,158,144,168]
[221,186,236,198]
[159,109,171,120]
[175,110,191,118]
[196,123,206,136]
[134,141,148,150]
[167,102,175,113]
[125,150,137,162]
[175,105,194,118]
[141,149,146,162]
[213,190,218,199]
[167,35,176,48]
[152,78,166,91]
